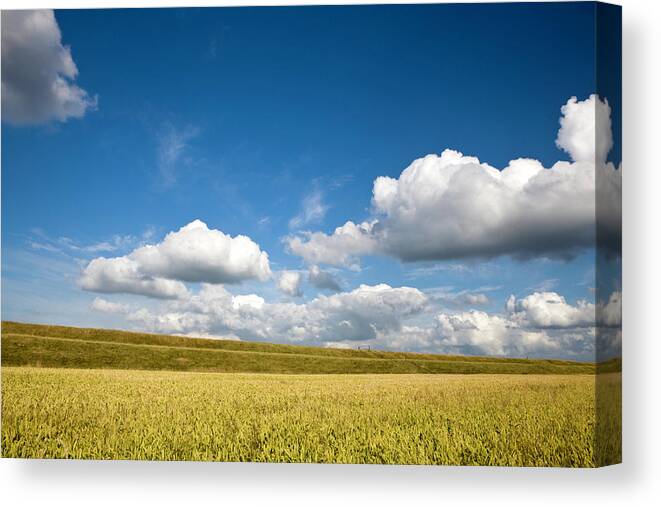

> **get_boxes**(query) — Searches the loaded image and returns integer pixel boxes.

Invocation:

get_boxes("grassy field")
[1,367,621,466]
[0,322,621,466]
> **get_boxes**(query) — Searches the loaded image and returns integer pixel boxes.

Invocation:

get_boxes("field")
[1,367,621,466]
[1,321,601,374]
[1,322,622,466]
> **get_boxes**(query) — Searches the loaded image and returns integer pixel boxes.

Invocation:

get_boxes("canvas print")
[1,2,621,467]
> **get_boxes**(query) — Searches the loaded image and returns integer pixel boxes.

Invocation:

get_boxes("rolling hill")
[1,321,601,375]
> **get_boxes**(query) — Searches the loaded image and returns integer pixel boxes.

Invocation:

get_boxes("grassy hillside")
[1,321,597,375]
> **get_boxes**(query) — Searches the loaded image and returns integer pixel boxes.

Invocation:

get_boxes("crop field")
[1,367,621,466]
[1,322,622,466]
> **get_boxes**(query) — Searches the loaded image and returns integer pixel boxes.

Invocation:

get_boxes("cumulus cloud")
[277,270,303,297]
[289,189,329,229]
[1,10,97,125]
[286,95,621,266]
[80,256,189,299]
[507,292,595,328]
[80,220,272,298]
[506,290,621,330]
[311,284,428,341]
[433,290,620,357]
[556,95,613,164]
[308,265,342,292]
[129,220,271,284]
[435,311,560,357]
[286,220,376,267]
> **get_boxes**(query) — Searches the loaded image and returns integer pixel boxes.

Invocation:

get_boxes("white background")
[1,0,659,505]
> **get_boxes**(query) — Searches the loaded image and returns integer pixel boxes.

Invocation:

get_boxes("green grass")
[2,321,598,375]
[0,367,621,466]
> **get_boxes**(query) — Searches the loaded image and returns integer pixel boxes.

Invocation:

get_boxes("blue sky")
[1,3,621,360]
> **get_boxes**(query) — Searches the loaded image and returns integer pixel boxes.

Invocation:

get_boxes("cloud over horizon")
[91,281,620,359]
[103,283,429,345]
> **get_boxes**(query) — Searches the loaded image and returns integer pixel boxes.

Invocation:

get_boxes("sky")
[1,3,621,360]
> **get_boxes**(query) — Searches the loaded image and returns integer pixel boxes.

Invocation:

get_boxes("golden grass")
[1,367,621,466]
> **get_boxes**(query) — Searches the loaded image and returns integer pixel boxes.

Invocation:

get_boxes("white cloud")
[430,289,622,358]
[1,10,97,125]
[289,189,329,229]
[286,220,377,267]
[556,94,613,164]
[308,265,341,292]
[90,297,130,314]
[508,292,595,328]
[435,311,560,357]
[231,294,266,310]
[433,290,617,357]
[130,220,271,284]
[276,270,303,297]
[286,95,621,266]
[371,325,439,352]
[506,290,621,330]
[79,256,189,299]
[80,220,272,298]
[311,284,428,341]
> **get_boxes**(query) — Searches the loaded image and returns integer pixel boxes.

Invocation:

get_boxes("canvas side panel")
[595,1,622,467]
